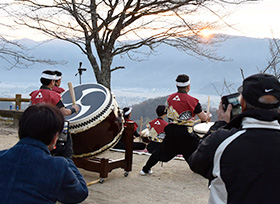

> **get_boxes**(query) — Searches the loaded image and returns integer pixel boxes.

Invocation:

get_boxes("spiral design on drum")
[62,83,124,158]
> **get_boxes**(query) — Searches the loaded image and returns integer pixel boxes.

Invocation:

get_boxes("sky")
[1,0,278,107]
[1,0,280,40]
[220,0,280,39]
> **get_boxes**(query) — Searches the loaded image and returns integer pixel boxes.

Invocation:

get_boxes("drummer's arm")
[133,130,140,138]
[56,101,80,116]
[197,111,208,122]
[60,105,80,116]
[194,103,210,122]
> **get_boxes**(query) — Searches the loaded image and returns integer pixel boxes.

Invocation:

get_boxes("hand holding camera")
[55,133,73,158]
[217,101,232,123]
[220,92,242,122]
[54,121,74,158]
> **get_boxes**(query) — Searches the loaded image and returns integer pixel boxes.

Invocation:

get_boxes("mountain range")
[0,35,272,110]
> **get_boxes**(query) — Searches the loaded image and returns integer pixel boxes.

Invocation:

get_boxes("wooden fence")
[0,94,30,110]
[0,94,30,125]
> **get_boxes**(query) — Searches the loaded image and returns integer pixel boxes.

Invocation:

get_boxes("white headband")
[176,80,190,87]
[41,73,56,80]
[124,107,132,116]
[55,75,62,80]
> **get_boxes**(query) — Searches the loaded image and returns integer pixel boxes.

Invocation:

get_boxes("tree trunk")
[97,56,113,89]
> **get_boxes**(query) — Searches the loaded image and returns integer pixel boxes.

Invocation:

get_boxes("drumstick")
[206,95,210,124]
[139,116,143,142]
[87,179,104,186]
[67,82,77,113]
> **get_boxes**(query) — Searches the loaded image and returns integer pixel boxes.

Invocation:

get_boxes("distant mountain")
[0,35,271,109]
[112,35,270,95]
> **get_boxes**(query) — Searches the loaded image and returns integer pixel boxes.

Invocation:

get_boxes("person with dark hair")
[52,70,65,94]
[114,107,146,150]
[30,70,78,116]
[0,104,88,204]
[188,73,280,204]
[141,74,211,175]
[146,105,168,153]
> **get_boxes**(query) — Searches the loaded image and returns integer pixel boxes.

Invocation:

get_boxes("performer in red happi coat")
[114,107,146,150]
[52,70,65,94]
[30,70,78,116]
[146,105,168,153]
[141,74,211,175]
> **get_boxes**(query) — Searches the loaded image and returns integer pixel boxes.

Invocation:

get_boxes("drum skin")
[193,122,214,138]
[62,83,124,158]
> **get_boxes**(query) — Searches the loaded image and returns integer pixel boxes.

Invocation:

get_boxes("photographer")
[0,104,88,204]
[188,73,280,204]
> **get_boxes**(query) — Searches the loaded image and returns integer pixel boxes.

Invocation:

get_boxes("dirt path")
[0,120,210,204]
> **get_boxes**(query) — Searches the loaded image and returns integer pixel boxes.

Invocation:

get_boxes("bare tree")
[1,0,258,88]
[0,35,62,69]
[261,37,280,79]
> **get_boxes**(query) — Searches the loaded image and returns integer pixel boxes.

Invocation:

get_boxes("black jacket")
[188,109,280,204]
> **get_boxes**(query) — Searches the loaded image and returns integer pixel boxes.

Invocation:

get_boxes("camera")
[57,121,69,146]
[221,92,242,119]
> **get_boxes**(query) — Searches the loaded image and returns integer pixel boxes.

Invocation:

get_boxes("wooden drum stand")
[73,122,134,185]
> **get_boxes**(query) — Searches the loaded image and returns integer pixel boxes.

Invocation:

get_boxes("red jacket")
[148,118,168,143]
[125,118,138,132]
[52,86,65,94]
[166,92,199,125]
[149,118,168,135]
[30,88,61,106]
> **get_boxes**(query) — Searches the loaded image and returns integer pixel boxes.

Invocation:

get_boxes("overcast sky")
[220,0,280,39]
[1,0,279,40]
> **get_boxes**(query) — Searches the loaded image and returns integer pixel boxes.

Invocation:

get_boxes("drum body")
[193,122,214,138]
[62,83,124,158]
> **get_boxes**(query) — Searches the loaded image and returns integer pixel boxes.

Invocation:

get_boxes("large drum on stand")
[62,83,124,159]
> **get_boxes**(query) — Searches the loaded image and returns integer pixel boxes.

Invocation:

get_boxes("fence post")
[15,94,22,110]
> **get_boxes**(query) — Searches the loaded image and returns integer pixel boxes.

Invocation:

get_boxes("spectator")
[188,73,280,204]
[0,104,88,204]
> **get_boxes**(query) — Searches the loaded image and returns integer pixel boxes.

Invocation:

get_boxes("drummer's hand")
[206,112,212,122]
[72,104,80,113]
[217,101,232,123]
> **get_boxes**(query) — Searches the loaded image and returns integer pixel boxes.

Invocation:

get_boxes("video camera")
[221,92,242,119]
[57,121,69,146]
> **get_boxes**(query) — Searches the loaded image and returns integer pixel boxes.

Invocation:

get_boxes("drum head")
[193,122,214,138]
[62,83,124,158]
[141,128,150,137]
[62,83,115,134]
